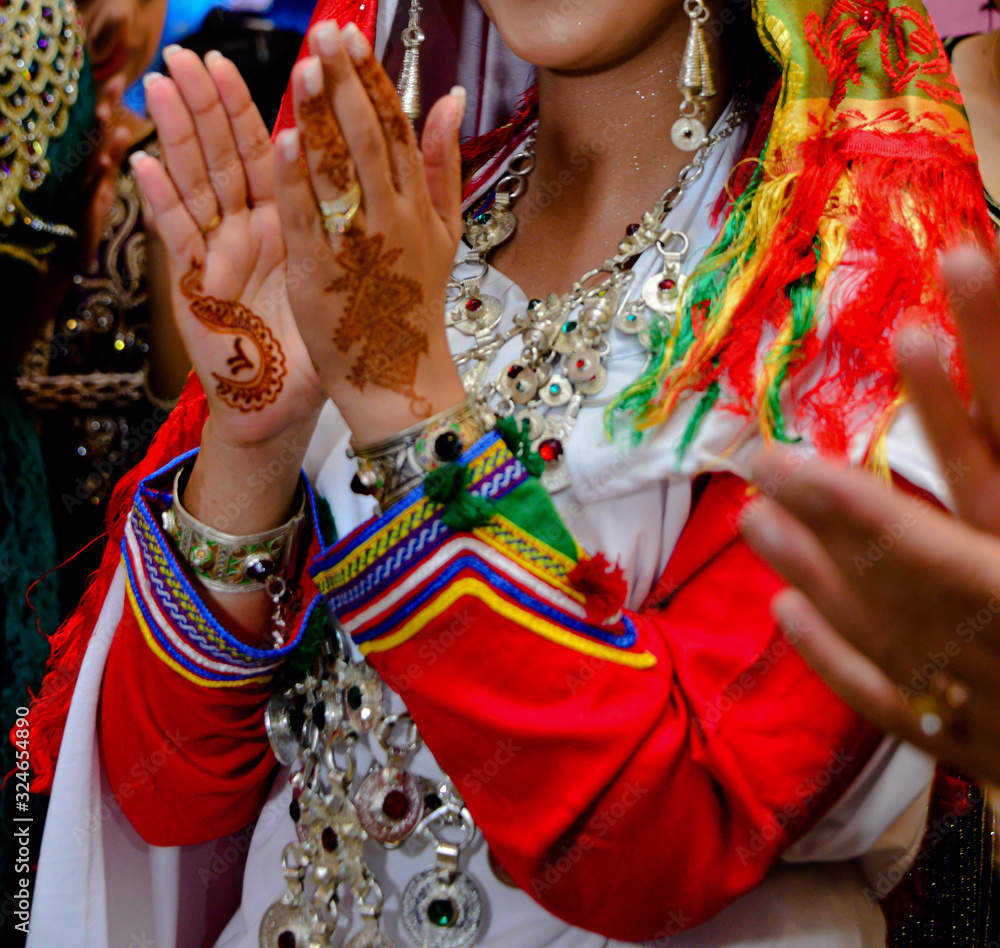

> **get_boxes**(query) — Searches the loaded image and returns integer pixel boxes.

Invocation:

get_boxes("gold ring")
[319,181,362,236]
[906,672,972,738]
[200,212,222,237]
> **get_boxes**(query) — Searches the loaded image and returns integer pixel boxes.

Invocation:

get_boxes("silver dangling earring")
[671,0,716,152]
[396,0,425,122]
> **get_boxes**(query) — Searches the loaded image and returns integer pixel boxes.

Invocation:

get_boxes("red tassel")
[567,553,628,626]
[21,373,209,794]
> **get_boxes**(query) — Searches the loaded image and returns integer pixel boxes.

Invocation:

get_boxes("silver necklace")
[448,97,746,492]
[262,99,748,948]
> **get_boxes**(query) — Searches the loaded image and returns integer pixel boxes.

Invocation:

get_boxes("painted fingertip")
[128,150,149,170]
[342,22,371,62]
[303,56,323,96]
[279,128,300,164]
[449,85,467,126]
[204,50,224,67]
[162,44,183,64]
[142,71,164,92]
[314,21,340,58]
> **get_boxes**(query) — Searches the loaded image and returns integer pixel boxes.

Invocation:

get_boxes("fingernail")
[450,85,467,127]
[162,44,182,64]
[142,71,163,91]
[280,128,300,163]
[204,50,224,67]
[129,150,148,170]
[342,22,370,62]
[314,21,340,58]
[303,57,323,96]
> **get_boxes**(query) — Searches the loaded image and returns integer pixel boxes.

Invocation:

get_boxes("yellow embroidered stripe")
[473,515,584,603]
[359,576,656,670]
[317,438,514,593]
[124,573,274,688]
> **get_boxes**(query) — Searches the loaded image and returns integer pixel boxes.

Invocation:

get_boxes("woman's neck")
[950,30,1000,205]
[489,17,735,299]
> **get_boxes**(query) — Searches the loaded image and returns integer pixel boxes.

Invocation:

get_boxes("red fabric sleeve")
[96,452,324,846]
[341,471,883,940]
[98,606,279,845]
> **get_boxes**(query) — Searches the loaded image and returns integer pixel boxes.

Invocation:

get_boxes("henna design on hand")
[299,93,355,192]
[227,337,254,375]
[326,233,428,398]
[181,261,287,412]
[354,51,413,147]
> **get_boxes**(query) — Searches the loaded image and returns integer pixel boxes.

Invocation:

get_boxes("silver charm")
[355,765,424,845]
[615,303,649,335]
[403,806,483,948]
[515,409,545,440]
[395,1,425,122]
[670,116,706,152]
[575,365,608,396]
[448,293,504,335]
[259,901,321,948]
[401,868,483,948]
[342,666,382,733]
[539,375,572,407]
[464,207,517,252]
[265,691,301,767]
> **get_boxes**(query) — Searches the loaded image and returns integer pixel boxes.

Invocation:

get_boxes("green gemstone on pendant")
[427,898,456,927]
[627,313,637,322]
[562,320,577,333]
[549,383,561,395]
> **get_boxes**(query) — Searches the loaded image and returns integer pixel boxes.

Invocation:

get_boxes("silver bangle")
[348,394,493,511]
[162,460,307,593]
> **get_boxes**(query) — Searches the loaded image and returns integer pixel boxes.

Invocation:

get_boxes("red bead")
[575,359,586,369]
[465,298,483,312]
[382,789,410,820]
[321,827,338,852]
[859,8,876,28]
[539,438,564,462]
[658,278,676,291]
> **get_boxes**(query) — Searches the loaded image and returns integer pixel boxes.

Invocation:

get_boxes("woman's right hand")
[133,46,327,454]
[133,47,329,642]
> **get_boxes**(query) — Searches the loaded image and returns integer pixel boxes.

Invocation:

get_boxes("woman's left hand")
[273,20,468,443]
[739,248,1000,783]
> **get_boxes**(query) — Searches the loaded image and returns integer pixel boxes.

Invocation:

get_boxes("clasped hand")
[133,20,467,457]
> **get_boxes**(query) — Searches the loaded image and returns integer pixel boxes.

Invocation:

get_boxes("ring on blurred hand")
[906,671,972,738]
[319,181,362,236]
[200,212,222,237]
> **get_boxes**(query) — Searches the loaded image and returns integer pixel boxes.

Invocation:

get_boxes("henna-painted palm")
[273,21,467,443]
[133,48,327,448]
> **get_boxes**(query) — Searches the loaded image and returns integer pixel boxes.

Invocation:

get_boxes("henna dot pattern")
[181,261,287,412]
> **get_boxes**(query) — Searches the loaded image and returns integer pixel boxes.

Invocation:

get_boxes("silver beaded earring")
[396,0,425,122]
[671,0,716,152]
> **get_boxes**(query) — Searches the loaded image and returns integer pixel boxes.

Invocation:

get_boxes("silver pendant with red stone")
[355,764,424,846]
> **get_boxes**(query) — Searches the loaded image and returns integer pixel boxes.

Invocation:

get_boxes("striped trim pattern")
[122,455,311,687]
[313,432,655,669]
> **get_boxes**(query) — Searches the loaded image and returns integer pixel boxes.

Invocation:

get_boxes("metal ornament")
[446,98,745,496]
[265,691,302,767]
[672,0,714,152]
[396,1,425,122]
[260,901,324,948]
[402,806,483,948]
[355,765,424,845]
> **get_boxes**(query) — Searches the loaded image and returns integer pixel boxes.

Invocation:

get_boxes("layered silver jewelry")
[446,97,746,493]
